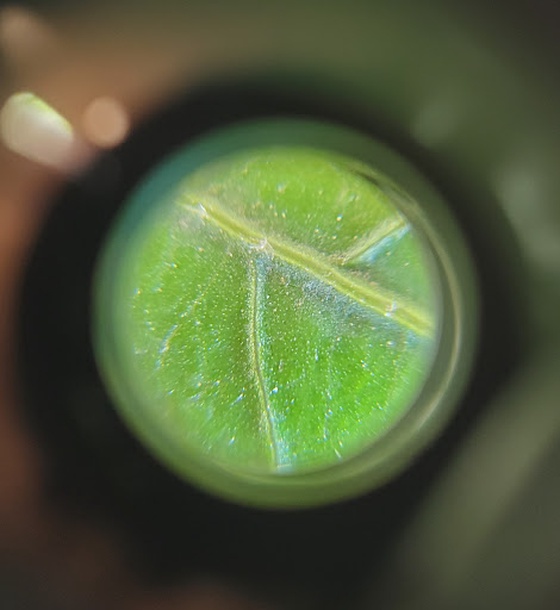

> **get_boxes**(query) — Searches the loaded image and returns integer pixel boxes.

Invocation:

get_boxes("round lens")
[94,119,476,507]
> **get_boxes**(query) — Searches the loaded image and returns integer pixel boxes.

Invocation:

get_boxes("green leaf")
[104,147,439,476]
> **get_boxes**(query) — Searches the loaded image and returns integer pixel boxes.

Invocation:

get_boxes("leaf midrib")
[180,197,434,337]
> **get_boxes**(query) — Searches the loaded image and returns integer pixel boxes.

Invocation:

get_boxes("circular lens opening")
[94,119,477,507]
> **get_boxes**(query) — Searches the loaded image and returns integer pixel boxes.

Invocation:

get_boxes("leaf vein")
[341,215,408,264]
[247,257,278,467]
[181,197,433,336]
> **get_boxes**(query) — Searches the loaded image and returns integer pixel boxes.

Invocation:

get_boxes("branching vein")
[247,258,278,466]
[181,197,433,337]
[341,215,407,264]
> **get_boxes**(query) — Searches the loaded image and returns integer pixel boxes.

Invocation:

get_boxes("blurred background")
[1,1,560,608]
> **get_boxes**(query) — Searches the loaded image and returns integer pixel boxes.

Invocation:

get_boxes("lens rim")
[93,117,478,507]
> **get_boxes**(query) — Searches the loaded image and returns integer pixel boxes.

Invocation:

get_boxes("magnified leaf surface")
[109,148,439,474]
